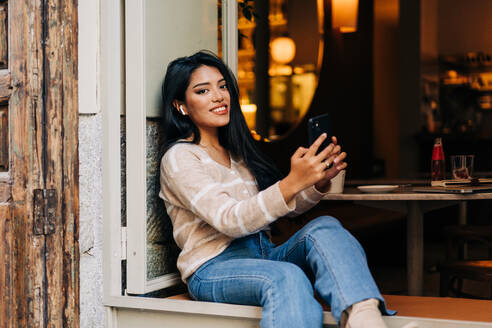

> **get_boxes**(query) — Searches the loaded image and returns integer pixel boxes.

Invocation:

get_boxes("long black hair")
[161,50,282,191]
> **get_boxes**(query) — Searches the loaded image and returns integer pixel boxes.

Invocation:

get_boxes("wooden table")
[322,186,492,296]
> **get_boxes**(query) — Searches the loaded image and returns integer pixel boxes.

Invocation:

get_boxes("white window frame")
[102,0,125,300]
[124,0,231,294]
[78,0,100,114]
[102,0,238,299]
[124,0,180,294]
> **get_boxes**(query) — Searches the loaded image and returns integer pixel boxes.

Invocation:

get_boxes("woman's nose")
[211,88,224,102]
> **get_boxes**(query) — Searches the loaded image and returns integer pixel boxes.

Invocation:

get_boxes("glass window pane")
[237,0,323,139]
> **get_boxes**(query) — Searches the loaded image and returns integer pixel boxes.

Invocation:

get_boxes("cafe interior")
[222,0,492,303]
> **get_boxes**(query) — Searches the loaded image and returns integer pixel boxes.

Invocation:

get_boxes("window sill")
[104,295,492,328]
[104,295,264,320]
[105,295,341,327]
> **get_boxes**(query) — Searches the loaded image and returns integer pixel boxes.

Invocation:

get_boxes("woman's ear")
[172,100,187,116]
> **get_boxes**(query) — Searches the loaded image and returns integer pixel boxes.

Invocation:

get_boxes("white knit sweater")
[159,142,326,281]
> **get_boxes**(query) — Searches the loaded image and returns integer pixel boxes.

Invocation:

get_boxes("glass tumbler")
[451,155,474,179]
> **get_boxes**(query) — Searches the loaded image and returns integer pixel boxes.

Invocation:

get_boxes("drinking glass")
[451,155,474,179]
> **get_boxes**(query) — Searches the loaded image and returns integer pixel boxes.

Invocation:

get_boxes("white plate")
[357,185,399,193]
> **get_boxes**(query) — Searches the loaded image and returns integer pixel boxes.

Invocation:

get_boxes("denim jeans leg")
[267,216,391,323]
[187,257,323,328]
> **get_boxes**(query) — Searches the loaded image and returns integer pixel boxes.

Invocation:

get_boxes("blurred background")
[217,0,492,180]
[216,0,492,297]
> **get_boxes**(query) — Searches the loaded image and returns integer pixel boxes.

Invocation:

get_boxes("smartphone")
[308,113,332,154]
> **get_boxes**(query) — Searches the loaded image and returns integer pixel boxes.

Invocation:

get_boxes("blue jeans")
[187,216,393,327]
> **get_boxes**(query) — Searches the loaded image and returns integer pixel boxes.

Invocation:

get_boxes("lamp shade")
[332,0,358,33]
[270,37,296,64]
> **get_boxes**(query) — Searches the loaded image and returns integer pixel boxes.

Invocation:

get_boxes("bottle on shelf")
[431,137,446,186]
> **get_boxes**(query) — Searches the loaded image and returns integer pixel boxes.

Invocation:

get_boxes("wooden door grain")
[0,0,79,327]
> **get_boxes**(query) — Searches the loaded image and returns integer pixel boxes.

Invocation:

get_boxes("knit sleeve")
[160,146,295,238]
[286,185,326,218]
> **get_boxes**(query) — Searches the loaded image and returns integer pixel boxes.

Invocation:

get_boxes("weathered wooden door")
[0,0,78,327]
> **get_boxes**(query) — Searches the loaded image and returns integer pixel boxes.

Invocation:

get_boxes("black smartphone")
[308,113,332,154]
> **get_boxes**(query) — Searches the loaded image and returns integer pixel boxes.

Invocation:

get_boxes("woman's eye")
[196,89,207,95]
[220,84,228,90]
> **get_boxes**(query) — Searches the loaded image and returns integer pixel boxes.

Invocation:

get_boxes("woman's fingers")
[322,154,337,169]
[321,161,348,181]
[317,142,335,161]
[323,151,347,170]
[316,143,341,165]
[288,135,346,191]
[306,133,327,156]
[336,161,348,170]
[332,152,347,170]
[334,151,347,163]
[307,135,339,161]
[292,146,308,159]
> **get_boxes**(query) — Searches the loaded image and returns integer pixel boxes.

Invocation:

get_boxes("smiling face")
[178,65,231,135]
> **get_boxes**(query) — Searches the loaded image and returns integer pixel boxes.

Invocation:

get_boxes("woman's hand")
[314,136,348,193]
[279,134,343,202]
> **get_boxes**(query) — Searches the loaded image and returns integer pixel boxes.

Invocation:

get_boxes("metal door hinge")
[33,189,57,235]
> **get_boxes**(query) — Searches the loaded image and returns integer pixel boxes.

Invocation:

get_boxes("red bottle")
[431,137,445,186]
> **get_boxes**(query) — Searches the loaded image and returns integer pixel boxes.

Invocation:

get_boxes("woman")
[159,51,394,328]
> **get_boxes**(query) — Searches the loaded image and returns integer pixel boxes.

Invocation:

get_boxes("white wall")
[79,114,104,327]
[79,0,104,326]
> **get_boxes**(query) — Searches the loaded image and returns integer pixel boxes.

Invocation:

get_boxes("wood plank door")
[0,0,79,327]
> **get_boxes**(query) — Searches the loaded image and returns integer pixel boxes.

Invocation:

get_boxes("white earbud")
[178,105,186,116]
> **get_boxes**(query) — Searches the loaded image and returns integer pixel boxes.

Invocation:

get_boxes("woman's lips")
[210,105,229,115]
